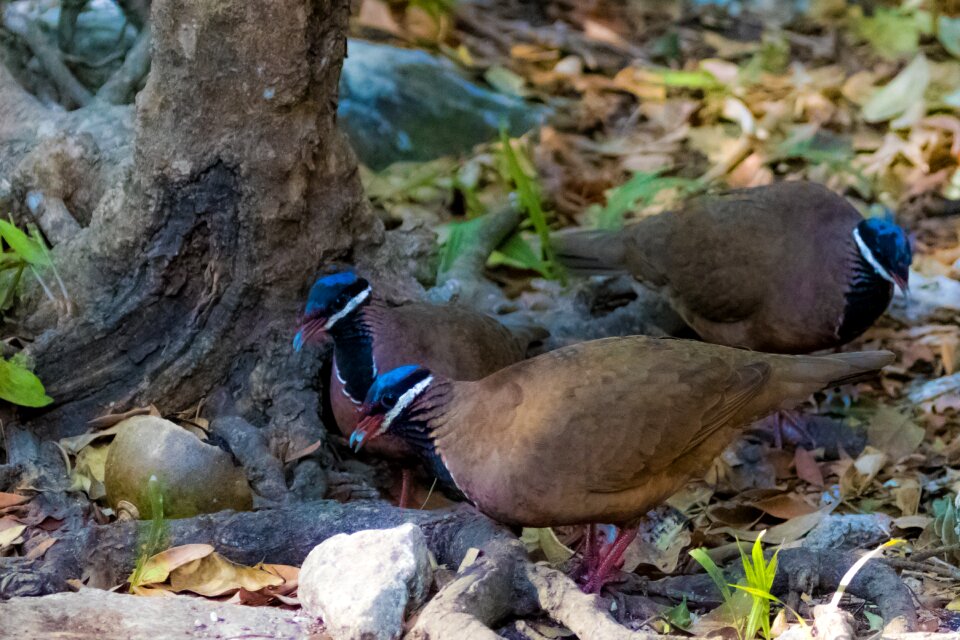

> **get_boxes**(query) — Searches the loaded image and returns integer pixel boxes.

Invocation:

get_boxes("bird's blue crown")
[366,364,431,408]
[304,270,368,317]
[856,218,912,283]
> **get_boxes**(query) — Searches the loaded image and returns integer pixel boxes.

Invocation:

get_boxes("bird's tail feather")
[552,229,627,276]
[786,350,895,388]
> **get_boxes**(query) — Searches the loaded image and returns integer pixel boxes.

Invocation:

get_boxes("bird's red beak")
[350,413,385,452]
[293,316,329,352]
[892,273,909,296]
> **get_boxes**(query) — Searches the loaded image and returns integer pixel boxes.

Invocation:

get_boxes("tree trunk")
[7,0,378,448]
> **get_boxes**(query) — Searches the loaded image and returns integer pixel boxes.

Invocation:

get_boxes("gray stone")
[802,514,894,551]
[339,40,547,170]
[298,523,433,640]
[104,415,253,518]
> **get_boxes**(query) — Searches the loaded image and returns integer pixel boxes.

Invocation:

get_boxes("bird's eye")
[381,392,398,408]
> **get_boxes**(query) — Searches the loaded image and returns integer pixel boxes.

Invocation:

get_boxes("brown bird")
[350,336,893,590]
[294,270,538,504]
[553,181,912,353]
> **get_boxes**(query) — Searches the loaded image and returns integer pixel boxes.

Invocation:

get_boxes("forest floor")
[349,0,960,635]
[3,0,960,638]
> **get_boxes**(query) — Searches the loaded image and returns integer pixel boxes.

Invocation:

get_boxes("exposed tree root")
[94,25,151,105]
[646,547,917,633]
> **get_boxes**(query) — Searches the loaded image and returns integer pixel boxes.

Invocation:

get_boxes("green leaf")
[437,217,486,276]
[862,54,930,124]
[690,547,733,603]
[484,65,529,98]
[938,15,960,59]
[488,233,550,277]
[0,220,51,267]
[731,584,783,604]
[664,596,691,629]
[864,610,884,631]
[594,171,701,230]
[775,127,854,167]
[853,7,924,60]
[498,128,563,282]
[651,68,721,89]
[0,357,53,407]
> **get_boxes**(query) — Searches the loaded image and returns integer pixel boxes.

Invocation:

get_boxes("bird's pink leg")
[573,524,599,580]
[582,526,639,594]
[398,469,412,509]
[772,409,809,448]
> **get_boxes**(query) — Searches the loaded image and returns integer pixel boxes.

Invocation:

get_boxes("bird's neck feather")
[839,235,894,342]
[391,379,466,500]
[329,302,386,402]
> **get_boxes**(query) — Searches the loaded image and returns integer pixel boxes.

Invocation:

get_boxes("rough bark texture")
[9,0,378,449]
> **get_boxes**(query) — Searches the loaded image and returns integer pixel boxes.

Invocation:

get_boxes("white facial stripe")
[380,375,434,433]
[853,227,894,284]
[324,286,371,330]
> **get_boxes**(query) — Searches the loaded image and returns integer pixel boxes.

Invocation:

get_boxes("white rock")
[298,523,432,640]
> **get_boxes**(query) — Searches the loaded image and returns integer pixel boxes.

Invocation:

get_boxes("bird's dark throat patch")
[839,246,894,343]
[329,311,377,403]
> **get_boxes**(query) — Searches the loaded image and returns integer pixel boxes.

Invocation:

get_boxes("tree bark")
[7,0,379,450]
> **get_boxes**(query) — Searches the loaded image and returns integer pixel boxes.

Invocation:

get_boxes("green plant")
[732,533,780,640]
[690,531,791,640]
[129,476,169,591]
[496,127,564,282]
[592,170,702,230]
[0,218,62,408]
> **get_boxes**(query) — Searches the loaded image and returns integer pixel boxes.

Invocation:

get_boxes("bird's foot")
[579,525,639,594]
[771,409,813,448]
[397,468,412,509]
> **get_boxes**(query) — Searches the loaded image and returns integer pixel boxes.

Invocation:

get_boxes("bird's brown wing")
[456,338,772,497]
[373,303,525,381]
[651,191,779,323]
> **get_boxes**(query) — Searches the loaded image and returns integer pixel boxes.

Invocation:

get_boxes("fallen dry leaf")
[25,535,57,560]
[0,492,30,510]
[794,448,825,487]
[132,544,216,587]
[0,524,27,549]
[750,493,818,520]
[168,552,285,597]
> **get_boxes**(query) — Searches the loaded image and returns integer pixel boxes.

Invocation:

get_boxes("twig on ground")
[3,12,93,108]
[95,26,151,105]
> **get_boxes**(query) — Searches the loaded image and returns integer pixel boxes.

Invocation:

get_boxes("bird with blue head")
[552,181,913,353]
[352,336,894,592]
[293,270,370,353]
[293,269,537,506]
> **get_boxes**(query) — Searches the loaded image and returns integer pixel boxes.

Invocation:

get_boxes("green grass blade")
[690,547,733,602]
[497,127,563,282]
[0,220,51,267]
[129,475,169,590]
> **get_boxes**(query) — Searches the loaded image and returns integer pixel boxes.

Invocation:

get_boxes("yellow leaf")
[59,423,126,456]
[70,443,111,500]
[132,543,215,587]
[130,584,176,597]
[0,524,26,549]
[169,552,284,597]
[521,528,575,565]
[865,407,924,461]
